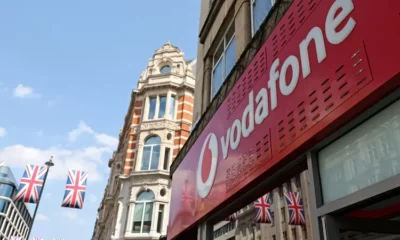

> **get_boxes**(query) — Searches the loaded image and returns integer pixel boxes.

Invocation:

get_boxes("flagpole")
[26,156,55,240]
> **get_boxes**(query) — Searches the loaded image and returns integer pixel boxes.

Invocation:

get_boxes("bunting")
[284,191,305,225]
[254,192,272,223]
[61,169,88,209]
[15,164,47,203]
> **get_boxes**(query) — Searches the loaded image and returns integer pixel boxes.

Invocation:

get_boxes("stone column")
[113,182,130,238]
[166,91,172,119]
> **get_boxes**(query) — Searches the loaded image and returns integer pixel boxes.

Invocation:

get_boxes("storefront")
[168,0,400,239]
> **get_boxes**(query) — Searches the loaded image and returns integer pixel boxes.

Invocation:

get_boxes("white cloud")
[69,121,118,149]
[0,128,6,138]
[62,210,78,220]
[13,84,41,98]
[36,213,49,221]
[0,144,110,181]
[95,133,118,149]
[62,210,85,225]
[88,193,98,203]
[68,121,94,142]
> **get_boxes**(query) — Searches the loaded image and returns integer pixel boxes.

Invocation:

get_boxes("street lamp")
[27,156,55,240]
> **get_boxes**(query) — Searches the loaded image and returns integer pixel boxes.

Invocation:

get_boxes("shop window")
[158,96,167,118]
[148,97,157,120]
[141,136,161,171]
[250,0,276,36]
[163,148,170,170]
[132,191,154,233]
[157,204,164,233]
[211,21,236,99]
[160,65,171,74]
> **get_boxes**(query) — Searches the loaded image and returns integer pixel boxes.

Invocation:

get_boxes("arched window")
[141,136,161,170]
[132,191,155,233]
[160,65,171,74]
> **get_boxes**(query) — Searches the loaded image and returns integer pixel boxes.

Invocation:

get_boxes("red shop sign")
[168,0,400,238]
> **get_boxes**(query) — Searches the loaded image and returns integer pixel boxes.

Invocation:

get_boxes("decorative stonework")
[140,120,180,132]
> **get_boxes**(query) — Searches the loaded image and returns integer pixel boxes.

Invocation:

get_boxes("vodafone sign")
[169,0,400,238]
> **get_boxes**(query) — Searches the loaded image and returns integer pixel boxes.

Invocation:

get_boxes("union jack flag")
[61,169,88,209]
[15,164,47,203]
[225,212,237,221]
[254,192,272,223]
[33,238,43,240]
[284,191,306,225]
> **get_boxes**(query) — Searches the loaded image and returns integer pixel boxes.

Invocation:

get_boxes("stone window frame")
[250,0,276,36]
[210,19,236,101]
[132,190,155,234]
[140,135,162,171]
[145,94,177,121]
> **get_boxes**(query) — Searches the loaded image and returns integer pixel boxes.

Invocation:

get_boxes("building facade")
[0,165,32,239]
[169,0,400,239]
[92,42,196,240]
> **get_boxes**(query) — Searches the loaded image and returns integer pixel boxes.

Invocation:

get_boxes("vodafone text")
[197,0,356,199]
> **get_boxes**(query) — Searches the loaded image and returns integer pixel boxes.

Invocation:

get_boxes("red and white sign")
[168,0,400,238]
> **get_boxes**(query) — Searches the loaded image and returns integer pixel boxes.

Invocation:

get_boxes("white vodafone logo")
[196,133,218,199]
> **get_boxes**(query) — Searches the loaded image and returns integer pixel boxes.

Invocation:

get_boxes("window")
[157,204,164,233]
[158,96,167,118]
[163,148,170,170]
[272,235,276,240]
[132,191,154,233]
[147,95,175,120]
[286,181,292,192]
[250,0,276,36]
[211,21,236,98]
[148,97,157,120]
[279,186,284,198]
[283,231,288,240]
[292,228,297,240]
[169,95,176,119]
[295,175,301,189]
[271,211,275,226]
[302,225,308,238]
[160,65,171,74]
[141,136,161,170]
[281,207,286,223]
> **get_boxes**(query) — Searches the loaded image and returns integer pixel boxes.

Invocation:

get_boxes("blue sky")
[0,1,199,239]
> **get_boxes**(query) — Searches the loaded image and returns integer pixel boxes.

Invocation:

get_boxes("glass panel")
[163,148,170,170]
[225,37,236,77]
[213,43,224,66]
[169,96,176,119]
[158,96,167,119]
[318,100,400,203]
[150,145,160,170]
[137,191,155,201]
[145,136,161,145]
[132,203,144,233]
[142,203,153,233]
[212,59,223,98]
[252,0,273,34]
[148,97,157,120]
[225,22,235,43]
[160,65,171,74]
[157,204,164,233]
[141,146,151,170]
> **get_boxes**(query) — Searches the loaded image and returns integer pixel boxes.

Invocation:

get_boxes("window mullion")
[140,202,146,233]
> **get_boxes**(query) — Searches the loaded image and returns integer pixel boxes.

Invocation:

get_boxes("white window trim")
[250,0,276,36]
[146,95,176,121]
[210,19,236,101]
[133,200,154,233]
[141,143,161,171]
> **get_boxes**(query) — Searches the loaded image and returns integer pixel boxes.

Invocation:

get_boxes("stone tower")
[92,42,196,240]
